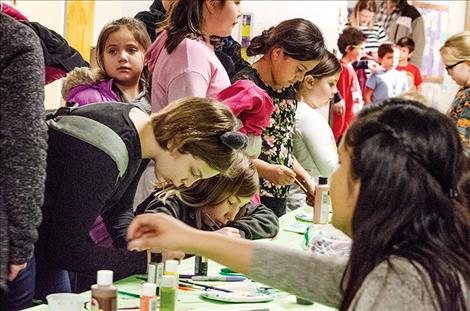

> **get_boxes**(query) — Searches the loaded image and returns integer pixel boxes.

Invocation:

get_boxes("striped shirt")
[345,22,388,55]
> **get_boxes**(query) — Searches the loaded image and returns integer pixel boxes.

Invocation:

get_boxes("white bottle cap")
[142,283,157,297]
[161,275,177,288]
[165,260,179,274]
[97,270,113,286]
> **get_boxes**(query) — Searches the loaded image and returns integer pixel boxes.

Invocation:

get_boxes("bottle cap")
[318,177,328,185]
[161,275,177,288]
[142,283,157,297]
[165,260,179,274]
[150,252,162,263]
[97,270,113,286]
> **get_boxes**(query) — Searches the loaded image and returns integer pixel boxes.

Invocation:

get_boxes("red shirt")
[332,61,364,142]
[396,63,423,90]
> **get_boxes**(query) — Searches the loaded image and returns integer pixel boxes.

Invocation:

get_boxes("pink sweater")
[147,31,230,112]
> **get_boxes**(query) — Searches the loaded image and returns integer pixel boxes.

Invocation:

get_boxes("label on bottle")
[319,191,330,224]
[91,296,117,311]
[140,296,158,311]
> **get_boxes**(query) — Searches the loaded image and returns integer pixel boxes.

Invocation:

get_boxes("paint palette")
[200,284,274,303]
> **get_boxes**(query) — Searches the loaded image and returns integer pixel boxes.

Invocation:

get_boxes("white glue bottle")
[313,177,330,224]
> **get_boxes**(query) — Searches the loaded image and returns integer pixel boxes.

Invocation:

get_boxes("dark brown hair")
[377,42,395,58]
[397,36,415,53]
[304,50,342,79]
[337,27,367,54]
[247,18,325,61]
[160,0,227,54]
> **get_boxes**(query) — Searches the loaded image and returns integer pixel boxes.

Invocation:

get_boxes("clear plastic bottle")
[147,252,163,295]
[91,270,117,311]
[194,256,208,276]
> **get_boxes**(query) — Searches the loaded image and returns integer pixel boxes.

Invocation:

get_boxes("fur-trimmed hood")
[61,67,101,100]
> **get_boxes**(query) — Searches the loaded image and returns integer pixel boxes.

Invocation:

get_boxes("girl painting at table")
[35,97,246,297]
[287,50,341,211]
[127,98,470,310]
[231,18,326,217]
[135,159,279,240]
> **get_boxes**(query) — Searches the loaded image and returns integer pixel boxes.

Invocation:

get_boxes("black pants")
[260,196,287,218]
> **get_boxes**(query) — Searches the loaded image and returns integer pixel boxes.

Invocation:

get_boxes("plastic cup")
[46,293,85,311]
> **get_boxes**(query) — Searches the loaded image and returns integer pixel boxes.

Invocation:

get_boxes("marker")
[191,275,246,282]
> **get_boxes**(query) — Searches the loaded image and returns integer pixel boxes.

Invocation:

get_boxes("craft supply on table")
[313,177,330,224]
[140,283,158,311]
[91,270,117,311]
[199,284,275,303]
[160,275,177,311]
[147,252,163,295]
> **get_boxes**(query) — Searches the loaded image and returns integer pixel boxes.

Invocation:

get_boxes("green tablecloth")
[24,208,337,311]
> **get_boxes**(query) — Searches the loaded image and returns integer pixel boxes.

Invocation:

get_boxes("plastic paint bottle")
[194,256,208,276]
[140,283,158,311]
[91,270,117,311]
[147,252,163,295]
[164,260,179,286]
[313,177,330,224]
[159,275,177,311]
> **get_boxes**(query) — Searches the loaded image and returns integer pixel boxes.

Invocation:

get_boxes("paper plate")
[200,284,274,303]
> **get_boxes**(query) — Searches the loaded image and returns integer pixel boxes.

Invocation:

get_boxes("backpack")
[45,105,129,178]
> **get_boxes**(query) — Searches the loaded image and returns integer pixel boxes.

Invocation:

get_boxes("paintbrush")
[204,212,221,230]
[179,279,233,293]
[294,177,310,194]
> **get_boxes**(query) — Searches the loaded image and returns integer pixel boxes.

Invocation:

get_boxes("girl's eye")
[128,47,138,53]
[108,49,117,55]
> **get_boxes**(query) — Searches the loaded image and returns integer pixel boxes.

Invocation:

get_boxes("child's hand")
[265,164,296,186]
[128,214,195,252]
[333,100,345,116]
[216,227,242,239]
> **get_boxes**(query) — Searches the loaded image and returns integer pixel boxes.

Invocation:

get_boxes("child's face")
[271,49,319,90]
[379,50,399,71]
[330,141,359,237]
[154,150,219,188]
[444,58,470,87]
[103,28,145,86]
[302,72,340,109]
[347,44,365,62]
[202,195,251,228]
[206,0,241,37]
[358,9,375,26]
[398,46,412,63]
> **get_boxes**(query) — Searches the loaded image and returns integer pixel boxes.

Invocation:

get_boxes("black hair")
[337,27,367,55]
[340,98,470,310]
[397,36,415,53]
[377,42,395,58]
[247,18,325,61]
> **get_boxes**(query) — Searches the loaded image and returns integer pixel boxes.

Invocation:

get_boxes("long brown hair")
[151,97,244,176]
[159,0,227,54]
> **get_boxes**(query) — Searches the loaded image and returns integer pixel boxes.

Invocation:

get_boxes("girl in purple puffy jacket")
[62,17,152,113]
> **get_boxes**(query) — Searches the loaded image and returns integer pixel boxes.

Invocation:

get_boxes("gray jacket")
[0,13,48,289]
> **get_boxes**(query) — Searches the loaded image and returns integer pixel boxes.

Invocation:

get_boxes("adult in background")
[0,12,48,310]
[376,0,424,67]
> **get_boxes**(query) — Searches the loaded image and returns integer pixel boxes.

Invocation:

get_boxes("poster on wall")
[240,13,253,61]
[414,2,449,83]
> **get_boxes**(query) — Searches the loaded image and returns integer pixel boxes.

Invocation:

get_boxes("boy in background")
[364,43,410,104]
[331,27,366,143]
[396,36,423,92]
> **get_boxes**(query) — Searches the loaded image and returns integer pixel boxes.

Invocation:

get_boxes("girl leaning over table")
[128,98,470,310]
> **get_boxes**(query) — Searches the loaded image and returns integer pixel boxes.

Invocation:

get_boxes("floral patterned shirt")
[232,66,297,198]
[448,87,470,148]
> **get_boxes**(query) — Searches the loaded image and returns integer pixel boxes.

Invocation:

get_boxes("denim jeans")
[34,253,71,300]
[0,256,36,311]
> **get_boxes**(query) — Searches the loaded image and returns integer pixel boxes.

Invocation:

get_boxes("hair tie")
[448,188,459,199]
[220,131,247,150]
